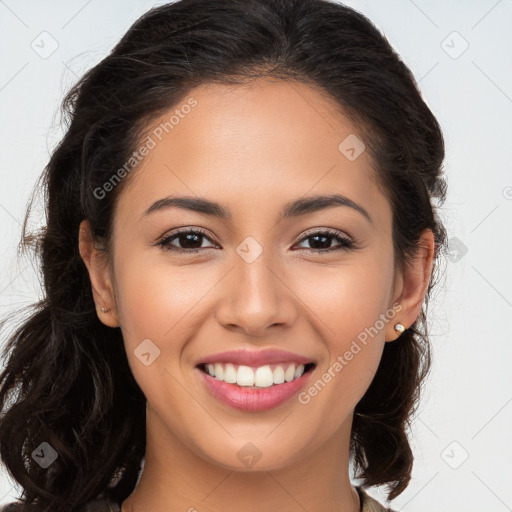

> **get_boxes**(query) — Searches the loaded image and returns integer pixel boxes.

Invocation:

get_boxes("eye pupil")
[180,233,202,248]
[309,235,330,250]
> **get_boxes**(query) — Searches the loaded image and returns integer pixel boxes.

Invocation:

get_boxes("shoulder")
[0,498,121,512]
[358,487,397,512]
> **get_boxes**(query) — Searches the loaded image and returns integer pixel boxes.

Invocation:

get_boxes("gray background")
[1,1,511,510]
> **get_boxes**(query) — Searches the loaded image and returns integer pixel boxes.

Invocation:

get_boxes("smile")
[195,348,317,411]
[198,362,316,388]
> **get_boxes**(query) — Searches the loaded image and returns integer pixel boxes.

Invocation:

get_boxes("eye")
[293,229,355,253]
[156,227,356,254]
[157,228,218,253]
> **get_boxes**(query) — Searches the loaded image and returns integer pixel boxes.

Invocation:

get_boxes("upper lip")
[196,349,315,367]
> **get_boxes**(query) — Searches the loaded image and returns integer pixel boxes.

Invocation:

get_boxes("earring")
[394,323,405,335]
[101,307,110,313]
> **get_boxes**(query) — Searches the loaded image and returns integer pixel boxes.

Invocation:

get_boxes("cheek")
[114,245,212,338]
[294,251,394,409]
[112,261,206,417]
[293,249,395,344]
[112,246,234,398]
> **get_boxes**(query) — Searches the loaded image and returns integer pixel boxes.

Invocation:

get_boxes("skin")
[79,79,435,512]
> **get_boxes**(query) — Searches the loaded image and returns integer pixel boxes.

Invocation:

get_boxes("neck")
[121,407,360,512]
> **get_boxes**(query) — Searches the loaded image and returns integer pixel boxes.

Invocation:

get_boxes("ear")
[78,219,120,328]
[385,228,435,342]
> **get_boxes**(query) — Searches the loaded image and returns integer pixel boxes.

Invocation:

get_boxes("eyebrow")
[141,193,373,224]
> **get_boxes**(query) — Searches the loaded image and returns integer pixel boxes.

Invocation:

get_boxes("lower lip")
[196,367,314,412]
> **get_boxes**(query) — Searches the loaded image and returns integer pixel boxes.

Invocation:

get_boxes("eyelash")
[156,227,356,254]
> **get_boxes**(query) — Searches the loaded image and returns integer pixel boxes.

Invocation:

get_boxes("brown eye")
[294,229,355,253]
[157,229,217,253]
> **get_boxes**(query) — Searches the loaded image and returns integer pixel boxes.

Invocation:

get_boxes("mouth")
[196,362,317,389]
[194,348,317,411]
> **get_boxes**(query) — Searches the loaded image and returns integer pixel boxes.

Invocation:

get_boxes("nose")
[215,248,298,337]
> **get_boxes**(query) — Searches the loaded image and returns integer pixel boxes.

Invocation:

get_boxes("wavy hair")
[0,0,447,510]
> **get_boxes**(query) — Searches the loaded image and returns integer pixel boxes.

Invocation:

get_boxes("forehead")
[115,79,390,225]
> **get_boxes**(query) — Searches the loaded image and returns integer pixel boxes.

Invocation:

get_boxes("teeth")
[254,365,273,388]
[224,363,237,383]
[273,365,285,384]
[237,365,254,386]
[294,364,305,379]
[214,363,224,380]
[284,364,295,382]
[204,362,309,387]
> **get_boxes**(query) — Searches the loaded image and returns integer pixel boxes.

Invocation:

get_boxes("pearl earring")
[101,307,110,313]
[394,323,405,334]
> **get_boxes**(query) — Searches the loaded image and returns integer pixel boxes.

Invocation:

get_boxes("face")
[81,79,418,473]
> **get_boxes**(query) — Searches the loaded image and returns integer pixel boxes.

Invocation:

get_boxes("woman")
[0,0,447,510]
